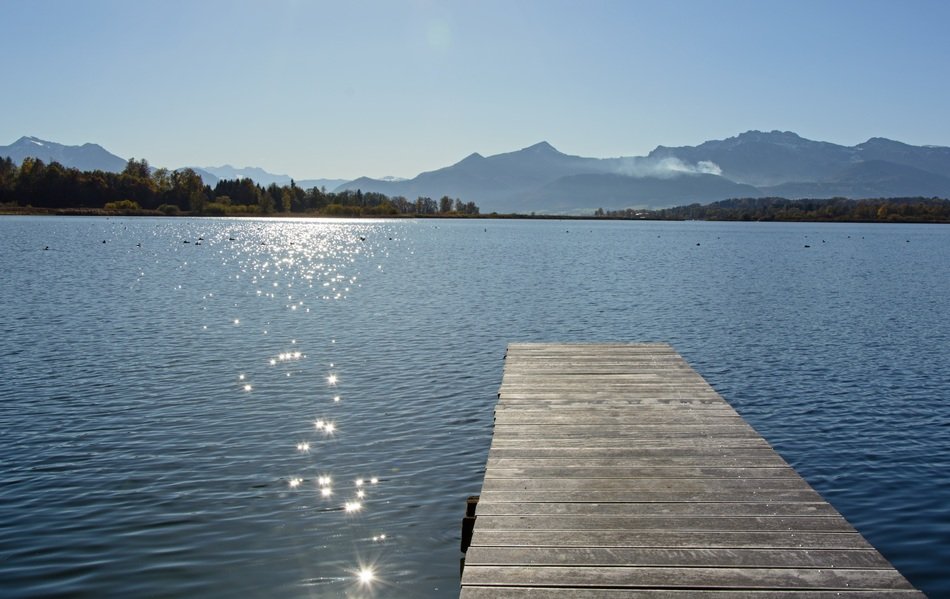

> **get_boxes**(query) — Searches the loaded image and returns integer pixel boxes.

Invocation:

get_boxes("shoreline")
[1,205,948,224]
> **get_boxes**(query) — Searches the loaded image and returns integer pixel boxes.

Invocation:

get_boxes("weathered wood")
[476,489,826,503]
[484,466,801,479]
[469,530,878,549]
[472,501,838,517]
[459,343,922,598]
[471,514,856,532]
[462,589,926,599]
[464,546,891,568]
[462,565,916,590]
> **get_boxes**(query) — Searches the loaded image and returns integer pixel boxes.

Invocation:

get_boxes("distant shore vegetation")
[0,156,480,218]
[599,197,950,223]
[2,155,949,223]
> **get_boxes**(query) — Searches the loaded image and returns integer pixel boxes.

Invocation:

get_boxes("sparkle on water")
[4,217,947,598]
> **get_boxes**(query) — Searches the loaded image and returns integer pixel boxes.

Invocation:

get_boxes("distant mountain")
[0,136,127,172]
[1,136,350,190]
[522,172,762,213]
[761,160,950,199]
[854,137,950,176]
[199,165,292,187]
[297,178,350,190]
[184,167,220,186]
[337,131,950,213]
[6,132,949,213]
[647,130,857,187]
[336,141,625,211]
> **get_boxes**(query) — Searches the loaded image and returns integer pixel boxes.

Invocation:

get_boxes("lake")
[1,216,947,598]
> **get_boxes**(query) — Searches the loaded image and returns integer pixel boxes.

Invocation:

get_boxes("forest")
[0,156,480,217]
[4,155,949,223]
[599,196,950,223]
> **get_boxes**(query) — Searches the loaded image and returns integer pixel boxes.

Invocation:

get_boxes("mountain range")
[0,137,348,191]
[4,132,950,213]
[338,132,950,213]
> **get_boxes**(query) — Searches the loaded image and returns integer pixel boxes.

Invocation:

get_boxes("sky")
[3,0,949,180]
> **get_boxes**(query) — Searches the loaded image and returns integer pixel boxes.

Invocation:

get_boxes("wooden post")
[461,495,479,553]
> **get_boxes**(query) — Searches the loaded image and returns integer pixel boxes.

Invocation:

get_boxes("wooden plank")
[462,589,926,599]
[486,447,780,458]
[484,467,802,479]
[481,478,813,492]
[477,489,826,503]
[486,456,791,467]
[472,501,838,517]
[460,343,922,598]
[464,546,891,568]
[493,413,745,424]
[469,530,877,549]
[492,431,771,449]
[462,565,916,590]
[474,515,856,532]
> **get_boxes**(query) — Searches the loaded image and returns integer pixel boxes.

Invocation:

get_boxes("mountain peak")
[524,141,559,153]
[735,130,804,142]
[14,135,50,147]
[858,137,906,148]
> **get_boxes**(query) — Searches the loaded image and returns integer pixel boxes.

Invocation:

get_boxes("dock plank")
[459,343,923,597]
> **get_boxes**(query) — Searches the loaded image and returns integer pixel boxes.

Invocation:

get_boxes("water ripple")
[1,216,947,597]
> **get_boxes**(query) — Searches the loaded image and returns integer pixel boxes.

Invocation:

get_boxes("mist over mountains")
[4,131,950,213]
[337,131,950,213]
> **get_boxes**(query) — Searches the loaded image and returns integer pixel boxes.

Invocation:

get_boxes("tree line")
[596,196,950,223]
[0,156,480,217]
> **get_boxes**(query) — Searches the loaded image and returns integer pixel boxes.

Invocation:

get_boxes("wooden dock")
[459,343,924,598]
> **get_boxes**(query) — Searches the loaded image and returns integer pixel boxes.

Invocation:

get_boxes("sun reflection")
[289,477,302,488]
[321,487,332,498]
[358,567,374,585]
[296,442,310,452]
[243,384,252,392]
[345,501,362,513]
[327,374,338,386]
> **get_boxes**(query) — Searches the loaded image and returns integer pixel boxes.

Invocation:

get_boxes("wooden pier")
[460,343,924,598]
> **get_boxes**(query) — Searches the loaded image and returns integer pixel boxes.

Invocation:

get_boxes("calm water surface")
[1,216,947,598]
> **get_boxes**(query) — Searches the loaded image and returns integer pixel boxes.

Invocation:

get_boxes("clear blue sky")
[3,0,948,180]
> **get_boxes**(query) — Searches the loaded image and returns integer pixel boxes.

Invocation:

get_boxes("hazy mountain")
[522,173,762,212]
[182,168,221,186]
[0,136,127,172]
[200,165,292,187]
[761,160,950,199]
[647,130,859,187]
[647,130,950,190]
[854,137,950,176]
[2,136,340,189]
[6,132,948,213]
[297,178,350,190]
[336,141,625,210]
[337,132,950,212]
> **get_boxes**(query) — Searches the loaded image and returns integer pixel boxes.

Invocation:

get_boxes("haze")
[2,0,948,180]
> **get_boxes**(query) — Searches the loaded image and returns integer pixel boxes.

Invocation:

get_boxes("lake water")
[1,216,947,598]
